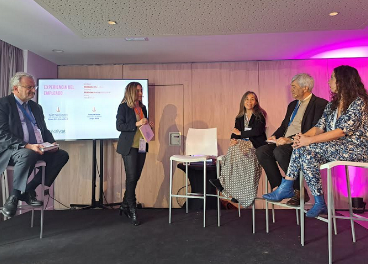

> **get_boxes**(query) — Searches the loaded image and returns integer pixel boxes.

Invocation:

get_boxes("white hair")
[10,72,35,91]
[291,73,314,92]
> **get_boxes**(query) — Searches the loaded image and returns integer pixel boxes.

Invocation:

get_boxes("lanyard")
[288,102,301,127]
[134,107,144,119]
[15,100,37,125]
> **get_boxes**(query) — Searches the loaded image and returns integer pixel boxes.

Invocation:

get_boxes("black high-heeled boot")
[119,202,131,218]
[129,207,140,226]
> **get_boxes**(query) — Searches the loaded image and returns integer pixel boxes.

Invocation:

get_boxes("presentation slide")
[37,79,148,140]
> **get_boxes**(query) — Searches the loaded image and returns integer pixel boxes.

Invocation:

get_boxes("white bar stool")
[320,161,368,264]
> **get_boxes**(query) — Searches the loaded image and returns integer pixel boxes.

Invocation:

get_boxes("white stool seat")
[170,155,208,162]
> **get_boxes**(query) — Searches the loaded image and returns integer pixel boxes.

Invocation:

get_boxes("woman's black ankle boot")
[129,207,140,226]
[119,202,131,218]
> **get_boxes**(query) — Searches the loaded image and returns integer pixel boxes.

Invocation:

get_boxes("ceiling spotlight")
[125,37,149,41]
[52,49,64,53]
[329,12,339,16]
[108,20,117,25]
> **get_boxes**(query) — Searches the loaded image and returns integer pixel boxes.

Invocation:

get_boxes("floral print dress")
[286,97,368,196]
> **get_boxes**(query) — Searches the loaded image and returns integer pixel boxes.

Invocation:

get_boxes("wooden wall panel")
[191,62,259,155]
[55,65,123,209]
[58,65,123,80]
[122,64,191,208]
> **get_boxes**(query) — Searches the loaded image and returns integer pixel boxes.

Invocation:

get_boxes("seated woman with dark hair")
[210,91,267,207]
[263,65,368,217]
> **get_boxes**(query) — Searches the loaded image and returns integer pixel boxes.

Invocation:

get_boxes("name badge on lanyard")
[138,138,146,153]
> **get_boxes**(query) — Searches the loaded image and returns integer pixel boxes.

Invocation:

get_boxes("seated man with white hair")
[0,72,69,218]
[256,73,328,206]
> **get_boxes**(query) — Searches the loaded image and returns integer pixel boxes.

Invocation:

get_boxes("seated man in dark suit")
[0,72,69,217]
[256,73,328,206]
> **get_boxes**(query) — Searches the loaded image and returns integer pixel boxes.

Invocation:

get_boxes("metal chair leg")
[169,160,173,224]
[203,161,206,228]
[216,160,221,227]
[345,166,356,243]
[296,209,299,225]
[31,209,34,227]
[327,168,333,264]
[330,189,337,235]
[265,175,269,233]
[252,203,255,234]
[300,173,305,246]
[40,166,46,239]
[185,163,189,214]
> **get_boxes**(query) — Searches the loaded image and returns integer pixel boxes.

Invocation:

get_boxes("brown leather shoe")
[286,188,310,206]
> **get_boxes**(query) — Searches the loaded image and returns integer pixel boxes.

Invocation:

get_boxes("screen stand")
[70,139,115,209]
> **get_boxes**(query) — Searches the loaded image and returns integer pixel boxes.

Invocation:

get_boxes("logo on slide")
[92,107,96,112]
[56,107,60,112]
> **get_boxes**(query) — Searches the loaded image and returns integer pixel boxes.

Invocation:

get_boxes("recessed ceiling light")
[125,37,149,41]
[108,20,117,25]
[52,49,64,53]
[329,12,339,16]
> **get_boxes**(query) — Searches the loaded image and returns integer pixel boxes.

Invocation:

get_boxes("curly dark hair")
[331,65,368,113]
[236,91,267,120]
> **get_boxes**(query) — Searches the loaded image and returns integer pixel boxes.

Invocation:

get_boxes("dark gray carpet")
[0,208,367,264]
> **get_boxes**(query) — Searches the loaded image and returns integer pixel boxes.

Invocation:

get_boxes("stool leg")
[217,190,220,227]
[31,167,36,228]
[296,209,299,225]
[40,166,45,239]
[203,160,206,228]
[300,173,305,246]
[216,160,220,227]
[31,209,34,227]
[331,191,337,235]
[1,172,7,221]
[3,171,9,221]
[272,204,275,223]
[345,166,356,243]
[252,203,255,234]
[327,168,333,264]
[169,160,173,224]
[265,176,269,233]
[185,163,188,214]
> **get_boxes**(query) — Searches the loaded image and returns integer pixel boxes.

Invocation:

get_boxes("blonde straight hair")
[121,82,142,108]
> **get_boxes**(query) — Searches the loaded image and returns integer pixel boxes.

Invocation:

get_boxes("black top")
[272,94,328,138]
[231,113,267,149]
[0,93,55,175]
[116,102,149,156]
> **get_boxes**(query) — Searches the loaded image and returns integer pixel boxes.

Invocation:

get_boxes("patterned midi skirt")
[219,140,262,207]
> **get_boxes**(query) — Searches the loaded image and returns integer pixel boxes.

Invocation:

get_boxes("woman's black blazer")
[230,114,267,149]
[116,103,148,156]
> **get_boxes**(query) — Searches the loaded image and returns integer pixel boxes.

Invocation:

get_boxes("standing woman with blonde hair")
[116,82,152,226]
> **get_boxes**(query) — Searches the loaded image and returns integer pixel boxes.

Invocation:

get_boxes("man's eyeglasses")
[19,85,38,91]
